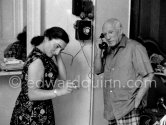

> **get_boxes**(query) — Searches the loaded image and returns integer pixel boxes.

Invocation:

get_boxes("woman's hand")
[55,81,78,96]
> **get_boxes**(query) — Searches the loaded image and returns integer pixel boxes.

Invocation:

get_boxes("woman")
[10,27,76,125]
[4,26,27,61]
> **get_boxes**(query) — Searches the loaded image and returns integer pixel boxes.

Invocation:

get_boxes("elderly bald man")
[94,18,154,125]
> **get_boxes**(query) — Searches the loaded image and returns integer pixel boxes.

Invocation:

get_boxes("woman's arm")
[28,59,56,100]
[53,54,67,80]
[28,59,73,101]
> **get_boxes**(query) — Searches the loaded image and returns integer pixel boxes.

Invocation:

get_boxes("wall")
[42,0,93,125]
[0,75,21,125]
[0,0,16,62]
[93,0,131,125]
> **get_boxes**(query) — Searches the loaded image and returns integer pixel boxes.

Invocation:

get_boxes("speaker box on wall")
[72,0,83,16]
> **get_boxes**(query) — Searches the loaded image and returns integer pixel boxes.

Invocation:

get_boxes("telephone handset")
[98,33,108,50]
[98,33,108,58]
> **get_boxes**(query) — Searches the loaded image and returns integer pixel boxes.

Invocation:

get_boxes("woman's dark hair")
[17,31,27,42]
[31,27,69,46]
[17,26,27,43]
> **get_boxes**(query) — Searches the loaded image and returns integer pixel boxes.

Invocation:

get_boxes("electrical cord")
[61,51,74,65]
[79,42,91,67]
[62,40,94,79]
[70,49,82,66]
[80,41,93,79]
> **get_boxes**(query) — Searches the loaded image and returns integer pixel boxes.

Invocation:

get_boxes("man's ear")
[119,28,123,35]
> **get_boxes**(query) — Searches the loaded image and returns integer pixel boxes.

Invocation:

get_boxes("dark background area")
[130,0,166,113]
[130,0,166,54]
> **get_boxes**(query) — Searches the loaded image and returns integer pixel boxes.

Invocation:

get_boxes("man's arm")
[133,44,154,108]
[135,73,154,108]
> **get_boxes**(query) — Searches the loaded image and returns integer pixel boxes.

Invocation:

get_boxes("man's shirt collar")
[117,34,127,48]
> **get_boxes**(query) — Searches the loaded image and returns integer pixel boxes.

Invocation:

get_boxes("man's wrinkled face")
[102,22,122,47]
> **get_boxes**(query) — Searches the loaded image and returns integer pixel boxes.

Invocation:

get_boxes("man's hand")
[95,38,103,53]
[135,73,154,108]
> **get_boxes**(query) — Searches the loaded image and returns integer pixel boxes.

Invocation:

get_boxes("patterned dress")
[4,41,27,62]
[10,47,58,125]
